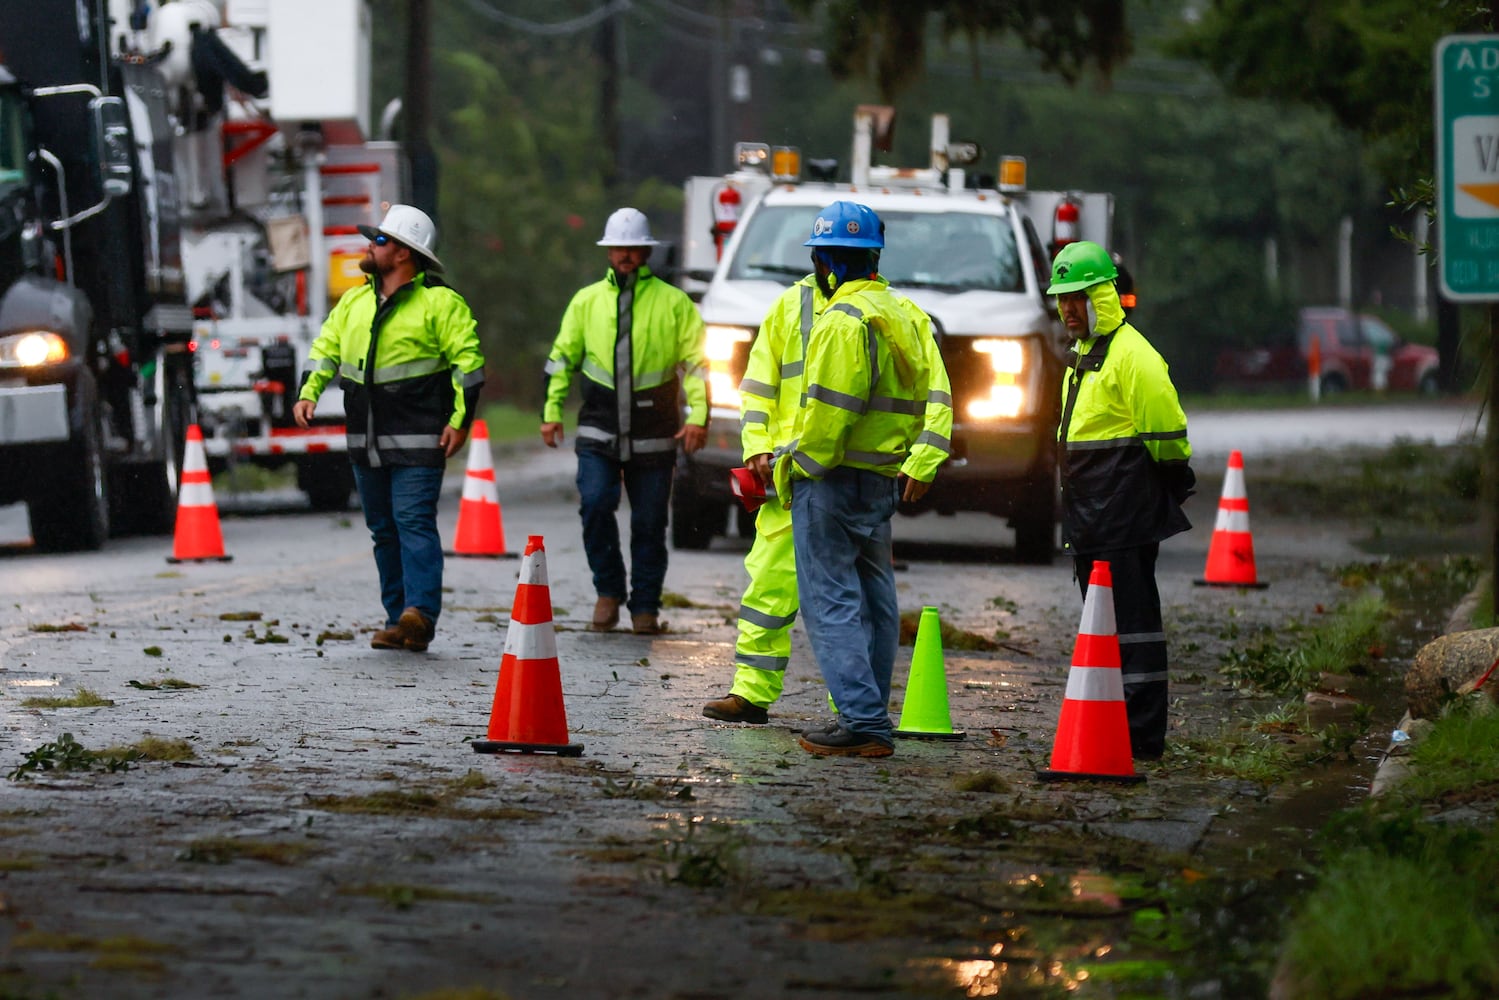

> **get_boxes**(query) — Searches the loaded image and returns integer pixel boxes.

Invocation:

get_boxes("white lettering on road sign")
[1454,115,1499,215]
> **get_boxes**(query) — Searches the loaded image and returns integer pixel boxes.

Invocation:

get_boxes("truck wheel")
[111,362,192,536]
[671,483,722,550]
[735,504,758,541]
[1012,517,1055,565]
[31,380,110,552]
[299,456,355,511]
[1319,373,1346,397]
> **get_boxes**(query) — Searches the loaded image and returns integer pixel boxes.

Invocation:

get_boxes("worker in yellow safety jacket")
[542,207,709,636]
[1049,240,1195,760]
[768,201,932,758]
[701,267,951,725]
[294,204,486,653]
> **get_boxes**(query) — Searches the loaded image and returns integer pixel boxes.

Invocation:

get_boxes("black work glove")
[1161,463,1196,505]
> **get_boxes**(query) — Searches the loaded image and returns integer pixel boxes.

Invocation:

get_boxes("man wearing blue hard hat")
[772,200,935,758]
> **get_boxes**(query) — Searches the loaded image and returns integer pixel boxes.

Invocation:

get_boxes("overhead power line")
[456,0,633,36]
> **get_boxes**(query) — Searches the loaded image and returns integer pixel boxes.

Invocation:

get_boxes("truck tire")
[31,378,110,552]
[1012,517,1056,565]
[735,504,758,541]
[299,455,355,511]
[671,480,723,550]
[111,359,193,536]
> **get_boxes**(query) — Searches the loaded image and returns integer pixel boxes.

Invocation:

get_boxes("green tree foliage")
[1170,0,1496,188]
[786,0,1129,103]
[367,0,680,408]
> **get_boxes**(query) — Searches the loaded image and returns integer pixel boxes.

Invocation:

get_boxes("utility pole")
[405,0,438,221]
[597,0,620,195]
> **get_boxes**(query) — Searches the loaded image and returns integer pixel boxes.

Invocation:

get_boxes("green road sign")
[1436,34,1499,302]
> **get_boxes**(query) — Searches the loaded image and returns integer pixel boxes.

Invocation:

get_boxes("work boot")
[702,693,769,725]
[797,725,894,758]
[631,612,663,635]
[591,596,621,632]
[370,624,405,650]
[398,607,435,652]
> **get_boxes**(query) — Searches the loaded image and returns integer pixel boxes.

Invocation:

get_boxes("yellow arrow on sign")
[1460,183,1499,210]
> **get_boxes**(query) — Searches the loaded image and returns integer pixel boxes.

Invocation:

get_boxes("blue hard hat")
[804,201,885,249]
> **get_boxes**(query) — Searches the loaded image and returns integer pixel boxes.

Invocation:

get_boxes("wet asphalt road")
[0,399,1482,998]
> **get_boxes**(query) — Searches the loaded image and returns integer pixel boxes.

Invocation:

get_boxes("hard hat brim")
[803,236,884,249]
[1046,277,1107,294]
[596,238,660,247]
[357,223,444,271]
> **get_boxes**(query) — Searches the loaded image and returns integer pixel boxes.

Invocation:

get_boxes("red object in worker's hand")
[729,467,767,513]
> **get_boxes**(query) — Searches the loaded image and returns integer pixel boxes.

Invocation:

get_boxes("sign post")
[1436,35,1499,301]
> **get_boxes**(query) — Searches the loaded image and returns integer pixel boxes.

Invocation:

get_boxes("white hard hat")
[358,204,443,271]
[596,207,659,247]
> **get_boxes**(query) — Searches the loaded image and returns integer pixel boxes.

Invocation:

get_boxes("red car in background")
[1214,307,1440,396]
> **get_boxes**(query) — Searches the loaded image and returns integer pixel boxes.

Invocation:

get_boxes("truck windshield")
[0,89,27,190]
[727,204,1024,293]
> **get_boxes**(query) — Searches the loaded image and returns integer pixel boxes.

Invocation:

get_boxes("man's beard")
[359,256,381,276]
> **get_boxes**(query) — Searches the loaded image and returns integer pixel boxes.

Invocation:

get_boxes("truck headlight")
[0,331,71,367]
[704,323,753,409]
[967,337,1027,420]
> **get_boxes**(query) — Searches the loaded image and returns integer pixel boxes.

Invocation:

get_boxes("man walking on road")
[771,201,932,757]
[294,204,485,652]
[542,208,709,636]
[1048,240,1194,759]
[702,259,951,725]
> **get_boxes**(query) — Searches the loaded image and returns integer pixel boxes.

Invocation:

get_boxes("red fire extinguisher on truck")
[712,183,742,258]
[1050,196,1080,259]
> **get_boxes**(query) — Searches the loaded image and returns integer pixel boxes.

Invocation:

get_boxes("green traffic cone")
[894,606,966,741]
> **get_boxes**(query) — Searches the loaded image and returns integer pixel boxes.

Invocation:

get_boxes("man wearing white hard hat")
[295,204,486,652]
[542,207,708,635]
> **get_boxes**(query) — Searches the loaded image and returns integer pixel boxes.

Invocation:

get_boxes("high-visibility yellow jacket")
[742,276,951,484]
[774,277,931,500]
[544,265,707,463]
[1057,279,1193,553]
[301,271,485,468]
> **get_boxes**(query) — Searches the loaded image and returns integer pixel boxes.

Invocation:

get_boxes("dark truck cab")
[0,3,194,551]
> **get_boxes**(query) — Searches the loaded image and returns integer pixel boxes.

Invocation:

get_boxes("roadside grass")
[1217,591,1387,696]
[6,733,139,781]
[1246,439,1480,529]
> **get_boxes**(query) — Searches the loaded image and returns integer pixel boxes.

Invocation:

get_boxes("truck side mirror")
[89,96,132,198]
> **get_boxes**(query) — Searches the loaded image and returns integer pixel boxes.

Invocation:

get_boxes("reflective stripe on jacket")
[543,265,707,462]
[301,272,485,468]
[779,277,930,490]
[742,277,950,484]
[1057,280,1191,553]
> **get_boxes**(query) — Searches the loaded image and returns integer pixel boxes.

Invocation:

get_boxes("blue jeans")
[791,467,900,744]
[576,450,673,615]
[352,463,445,627]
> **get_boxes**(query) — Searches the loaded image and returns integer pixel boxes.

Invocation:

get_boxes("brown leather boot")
[702,693,768,724]
[398,607,435,652]
[370,624,404,650]
[631,613,663,635]
[590,596,621,632]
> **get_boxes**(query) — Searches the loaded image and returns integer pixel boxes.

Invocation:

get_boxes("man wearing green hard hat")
[1048,240,1195,760]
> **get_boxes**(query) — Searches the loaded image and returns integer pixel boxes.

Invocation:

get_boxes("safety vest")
[742,277,951,483]
[780,277,930,488]
[1057,281,1191,553]
[544,265,708,462]
[301,272,485,468]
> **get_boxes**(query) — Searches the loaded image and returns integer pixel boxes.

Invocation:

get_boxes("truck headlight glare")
[969,385,1025,420]
[704,323,753,409]
[972,337,1024,374]
[1,331,71,367]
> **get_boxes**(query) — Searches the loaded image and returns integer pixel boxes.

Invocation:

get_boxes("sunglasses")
[371,233,392,246]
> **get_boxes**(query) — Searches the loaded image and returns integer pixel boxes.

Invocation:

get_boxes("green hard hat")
[1046,241,1118,294]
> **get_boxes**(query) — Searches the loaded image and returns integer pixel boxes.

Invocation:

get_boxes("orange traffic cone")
[1195,450,1268,589]
[447,420,512,558]
[166,425,232,563]
[1038,561,1143,784]
[472,535,583,756]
